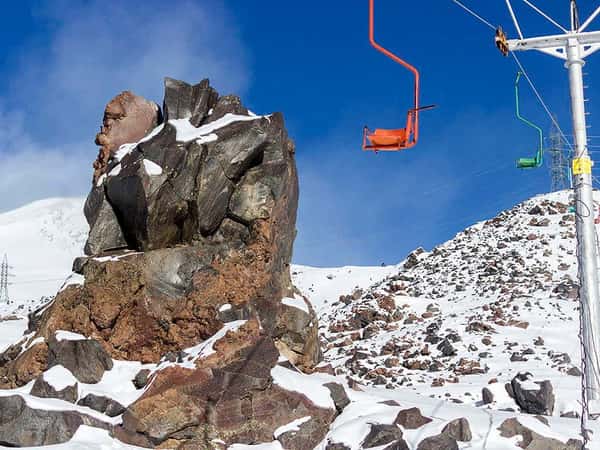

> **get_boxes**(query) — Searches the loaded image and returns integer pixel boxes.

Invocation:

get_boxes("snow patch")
[274,416,311,438]
[282,296,309,314]
[42,365,78,391]
[108,163,121,177]
[55,330,87,341]
[229,443,283,450]
[271,365,335,410]
[170,113,263,143]
[143,159,163,176]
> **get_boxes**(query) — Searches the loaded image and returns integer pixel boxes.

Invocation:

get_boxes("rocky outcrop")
[0,77,330,449]
[510,372,555,416]
[498,417,582,449]
[93,91,160,182]
[0,395,108,447]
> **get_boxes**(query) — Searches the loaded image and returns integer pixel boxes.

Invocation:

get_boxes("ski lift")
[362,0,435,152]
[514,72,543,169]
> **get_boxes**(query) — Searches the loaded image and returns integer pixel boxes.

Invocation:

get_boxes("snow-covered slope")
[0,198,87,316]
[0,191,595,449]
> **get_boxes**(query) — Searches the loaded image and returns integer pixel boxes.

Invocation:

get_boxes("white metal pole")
[566,37,600,403]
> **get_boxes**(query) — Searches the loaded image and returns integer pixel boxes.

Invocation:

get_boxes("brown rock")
[93,91,160,181]
[393,407,432,429]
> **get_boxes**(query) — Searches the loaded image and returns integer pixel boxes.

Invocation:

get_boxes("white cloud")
[0,0,248,211]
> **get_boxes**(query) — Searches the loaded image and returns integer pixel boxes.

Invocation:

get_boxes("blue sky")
[0,1,599,267]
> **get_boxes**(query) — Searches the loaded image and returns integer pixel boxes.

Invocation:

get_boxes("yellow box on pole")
[572,157,593,175]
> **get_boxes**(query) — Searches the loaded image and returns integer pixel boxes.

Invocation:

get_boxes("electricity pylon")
[548,120,570,192]
[0,254,10,303]
[506,0,600,415]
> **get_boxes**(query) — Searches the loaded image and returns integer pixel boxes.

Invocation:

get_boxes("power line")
[449,0,496,30]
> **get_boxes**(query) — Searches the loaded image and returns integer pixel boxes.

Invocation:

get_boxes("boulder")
[78,393,125,417]
[394,407,432,429]
[323,382,350,414]
[417,433,459,450]
[0,395,108,447]
[441,417,472,442]
[498,417,582,449]
[133,368,152,389]
[362,424,403,448]
[47,338,113,384]
[30,366,78,403]
[511,372,555,415]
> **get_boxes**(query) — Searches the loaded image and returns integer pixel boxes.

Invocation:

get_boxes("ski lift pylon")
[362,0,435,152]
[515,72,544,169]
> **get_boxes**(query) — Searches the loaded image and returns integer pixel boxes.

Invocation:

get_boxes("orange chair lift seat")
[363,0,434,152]
[367,128,408,147]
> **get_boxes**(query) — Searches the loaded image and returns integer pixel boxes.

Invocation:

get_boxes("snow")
[271,365,335,410]
[170,113,264,142]
[219,303,232,312]
[95,174,106,187]
[22,426,146,449]
[274,416,312,438]
[0,190,597,449]
[291,264,399,314]
[142,159,163,176]
[108,163,121,177]
[229,443,283,450]
[59,273,84,292]
[114,143,138,162]
[281,295,309,314]
[55,330,87,341]
[42,365,78,391]
[0,197,87,315]
[79,360,152,407]
[0,317,27,352]
[166,320,248,369]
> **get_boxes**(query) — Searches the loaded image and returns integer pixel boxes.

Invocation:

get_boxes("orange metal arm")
[368,0,420,146]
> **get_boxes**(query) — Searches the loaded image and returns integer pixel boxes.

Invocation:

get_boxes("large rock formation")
[0,78,337,449]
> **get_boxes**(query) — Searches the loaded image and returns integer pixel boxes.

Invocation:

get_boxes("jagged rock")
[482,387,494,404]
[208,94,249,122]
[417,433,458,450]
[78,393,125,417]
[93,91,160,181]
[30,366,78,404]
[511,372,555,415]
[0,395,108,446]
[84,187,127,255]
[10,78,311,375]
[393,407,432,429]
[362,424,403,448]
[323,382,350,413]
[382,441,410,450]
[437,339,456,357]
[0,341,48,388]
[441,418,472,442]
[115,320,335,448]
[47,338,113,384]
[326,443,350,450]
[498,417,582,449]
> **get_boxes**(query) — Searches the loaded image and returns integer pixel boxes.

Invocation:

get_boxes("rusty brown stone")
[93,91,159,182]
